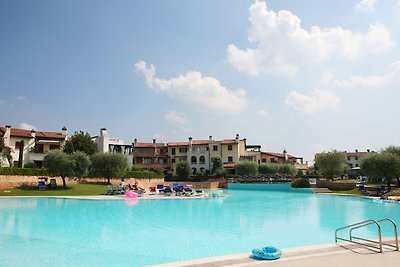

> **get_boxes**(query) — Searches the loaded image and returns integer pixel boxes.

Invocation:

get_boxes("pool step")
[312,188,332,193]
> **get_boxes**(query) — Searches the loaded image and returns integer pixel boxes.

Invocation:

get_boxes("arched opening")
[199,156,205,164]
[191,156,197,164]
[192,167,197,175]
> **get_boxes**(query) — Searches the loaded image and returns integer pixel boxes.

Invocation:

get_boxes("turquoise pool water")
[0,187,399,267]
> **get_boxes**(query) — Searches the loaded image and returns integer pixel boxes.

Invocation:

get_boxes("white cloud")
[16,96,27,101]
[257,109,268,117]
[285,88,340,114]
[227,0,393,76]
[19,122,37,130]
[324,61,400,88]
[354,0,378,12]
[135,61,247,113]
[164,111,187,125]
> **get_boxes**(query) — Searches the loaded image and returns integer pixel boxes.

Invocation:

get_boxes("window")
[15,141,21,149]
[270,158,277,163]
[49,145,60,150]
[228,156,233,162]
[199,156,205,164]
[139,148,152,154]
[172,148,176,155]
[179,147,187,153]
[35,144,44,153]
[191,156,197,164]
[355,164,359,167]
[213,145,218,151]
[262,159,267,163]
[228,145,232,151]
[194,147,200,152]
[171,158,176,164]
[143,158,152,164]
[349,163,353,168]
[355,156,358,160]
[206,147,209,151]
[158,159,166,164]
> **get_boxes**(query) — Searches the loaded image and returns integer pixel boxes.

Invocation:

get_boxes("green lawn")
[0,183,108,196]
[330,188,364,195]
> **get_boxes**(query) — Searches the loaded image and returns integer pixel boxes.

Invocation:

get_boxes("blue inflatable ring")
[252,246,282,260]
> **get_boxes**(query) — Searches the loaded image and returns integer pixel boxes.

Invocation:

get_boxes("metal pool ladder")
[335,218,399,253]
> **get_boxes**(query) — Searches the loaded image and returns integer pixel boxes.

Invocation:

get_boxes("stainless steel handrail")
[335,218,399,253]
[377,218,399,251]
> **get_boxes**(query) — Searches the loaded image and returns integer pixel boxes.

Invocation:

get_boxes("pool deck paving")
[151,240,399,267]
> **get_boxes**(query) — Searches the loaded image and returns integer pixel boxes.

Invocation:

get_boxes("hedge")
[0,167,49,176]
[291,178,310,188]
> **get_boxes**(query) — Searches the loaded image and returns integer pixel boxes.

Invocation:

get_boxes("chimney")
[209,135,212,141]
[30,129,36,138]
[235,133,239,143]
[355,149,358,153]
[243,138,247,147]
[134,138,137,146]
[62,126,67,136]
[283,149,288,163]
[153,139,156,144]
[367,149,370,153]
[4,125,11,147]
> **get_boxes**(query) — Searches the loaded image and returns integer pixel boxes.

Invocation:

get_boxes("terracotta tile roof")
[222,139,239,144]
[168,142,189,147]
[0,127,66,140]
[135,142,165,148]
[223,163,235,168]
[192,140,209,145]
[261,152,297,159]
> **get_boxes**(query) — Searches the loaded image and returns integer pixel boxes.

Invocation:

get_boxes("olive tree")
[44,150,74,187]
[91,153,128,184]
[314,150,348,179]
[278,164,298,176]
[211,156,223,174]
[259,164,279,175]
[235,161,258,176]
[382,146,400,186]
[70,151,91,178]
[361,152,400,190]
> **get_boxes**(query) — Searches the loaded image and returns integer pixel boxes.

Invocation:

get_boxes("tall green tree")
[211,156,223,174]
[64,131,97,155]
[91,153,128,184]
[44,150,74,187]
[314,150,348,179]
[382,146,400,186]
[259,163,279,175]
[278,164,298,176]
[235,161,258,176]
[361,152,400,190]
[70,151,91,178]
[176,160,190,179]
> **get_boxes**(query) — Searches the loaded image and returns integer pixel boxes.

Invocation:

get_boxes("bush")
[259,164,279,175]
[0,167,49,176]
[176,161,190,179]
[291,178,310,188]
[235,161,258,176]
[23,162,39,169]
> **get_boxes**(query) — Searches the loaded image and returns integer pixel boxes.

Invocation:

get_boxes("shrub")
[235,161,258,176]
[176,161,190,179]
[291,178,310,188]
[259,164,279,175]
[0,167,49,176]
[23,162,39,169]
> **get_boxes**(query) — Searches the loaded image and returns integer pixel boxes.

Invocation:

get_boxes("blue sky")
[1,0,400,163]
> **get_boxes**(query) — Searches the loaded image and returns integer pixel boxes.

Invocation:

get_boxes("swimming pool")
[0,187,399,267]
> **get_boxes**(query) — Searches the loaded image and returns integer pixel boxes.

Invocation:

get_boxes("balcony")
[29,152,45,161]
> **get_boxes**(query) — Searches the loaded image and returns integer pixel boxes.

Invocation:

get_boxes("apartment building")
[93,128,134,166]
[345,149,371,169]
[0,125,67,167]
[133,139,169,171]
[261,150,307,171]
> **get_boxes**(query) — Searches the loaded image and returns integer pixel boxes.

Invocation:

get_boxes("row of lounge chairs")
[106,183,203,197]
[230,176,293,183]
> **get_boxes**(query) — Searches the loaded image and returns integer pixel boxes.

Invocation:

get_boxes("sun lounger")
[156,184,164,194]
[174,185,184,196]
[163,186,172,196]
[38,181,46,191]
[106,185,113,195]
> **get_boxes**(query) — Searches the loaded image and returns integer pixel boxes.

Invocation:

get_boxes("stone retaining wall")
[0,175,223,190]
[316,180,356,190]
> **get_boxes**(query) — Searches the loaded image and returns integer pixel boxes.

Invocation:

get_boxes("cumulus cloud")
[257,109,268,117]
[16,96,28,101]
[164,111,188,125]
[227,0,393,76]
[19,122,37,130]
[135,61,247,113]
[354,0,378,12]
[285,88,340,114]
[323,61,400,88]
